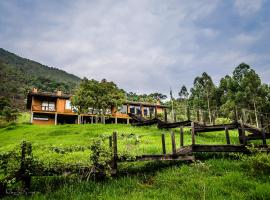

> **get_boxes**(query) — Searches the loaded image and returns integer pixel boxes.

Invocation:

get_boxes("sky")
[1,0,270,96]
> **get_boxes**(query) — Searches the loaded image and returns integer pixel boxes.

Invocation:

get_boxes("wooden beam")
[225,126,230,145]
[191,122,195,145]
[192,145,249,152]
[122,154,195,162]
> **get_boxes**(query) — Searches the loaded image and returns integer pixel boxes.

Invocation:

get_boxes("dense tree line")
[173,63,270,125]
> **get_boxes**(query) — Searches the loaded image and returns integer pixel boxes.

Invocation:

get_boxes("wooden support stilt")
[171,131,176,155]
[161,133,166,154]
[164,109,167,122]
[225,126,230,145]
[180,126,184,147]
[191,122,195,145]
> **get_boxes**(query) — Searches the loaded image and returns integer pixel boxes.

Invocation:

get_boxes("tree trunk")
[206,92,212,124]
[253,101,259,128]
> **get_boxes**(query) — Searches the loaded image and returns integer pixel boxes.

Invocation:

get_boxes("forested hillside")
[0,48,80,109]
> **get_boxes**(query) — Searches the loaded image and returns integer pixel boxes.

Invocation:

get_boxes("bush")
[89,137,112,179]
[241,149,270,175]
[215,118,232,125]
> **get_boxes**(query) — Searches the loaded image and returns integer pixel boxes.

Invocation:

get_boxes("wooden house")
[27,88,167,125]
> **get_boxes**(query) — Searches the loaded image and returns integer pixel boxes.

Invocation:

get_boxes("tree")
[178,85,190,119]
[2,106,19,122]
[190,72,216,123]
[72,78,126,121]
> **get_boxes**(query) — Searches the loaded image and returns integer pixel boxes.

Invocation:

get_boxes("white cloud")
[234,0,263,17]
[0,0,269,95]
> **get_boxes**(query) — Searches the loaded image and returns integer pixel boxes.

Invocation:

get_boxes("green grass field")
[1,115,270,200]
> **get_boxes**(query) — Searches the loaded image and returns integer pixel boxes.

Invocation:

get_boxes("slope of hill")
[0,48,81,109]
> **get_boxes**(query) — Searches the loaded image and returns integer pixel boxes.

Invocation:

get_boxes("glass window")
[41,101,55,111]
[65,100,72,109]
[144,108,149,116]
[118,105,127,114]
[136,107,141,115]
[130,106,135,114]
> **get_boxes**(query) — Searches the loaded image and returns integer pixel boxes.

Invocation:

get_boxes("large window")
[144,107,149,116]
[65,100,72,109]
[41,101,55,111]
[129,106,141,114]
[118,105,127,114]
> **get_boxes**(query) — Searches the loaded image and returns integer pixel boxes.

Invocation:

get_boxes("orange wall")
[32,98,42,111]
[56,99,65,113]
[157,107,164,114]
[33,118,55,125]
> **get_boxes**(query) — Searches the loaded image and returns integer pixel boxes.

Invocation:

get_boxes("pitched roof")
[26,91,71,108]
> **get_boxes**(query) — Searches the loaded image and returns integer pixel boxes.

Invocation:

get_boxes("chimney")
[32,88,38,93]
[57,90,62,96]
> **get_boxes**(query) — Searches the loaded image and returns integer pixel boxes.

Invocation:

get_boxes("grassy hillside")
[0,48,81,109]
[1,123,270,199]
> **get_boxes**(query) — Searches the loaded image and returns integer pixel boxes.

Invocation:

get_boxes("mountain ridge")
[0,48,81,109]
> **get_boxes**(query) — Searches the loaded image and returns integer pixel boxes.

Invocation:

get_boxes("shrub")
[89,137,112,179]
[215,118,232,125]
[241,148,270,175]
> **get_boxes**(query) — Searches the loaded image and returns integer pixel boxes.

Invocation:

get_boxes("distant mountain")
[0,48,81,109]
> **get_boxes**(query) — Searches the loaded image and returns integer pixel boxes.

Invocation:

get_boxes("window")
[135,106,141,115]
[144,108,149,116]
[118,105,127,114]
[130,106,135,114]
[65,100,72,109]
[42,101,55,111]
[150,107,154,115]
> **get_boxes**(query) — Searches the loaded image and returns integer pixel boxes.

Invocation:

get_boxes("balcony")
[32,105,56,112]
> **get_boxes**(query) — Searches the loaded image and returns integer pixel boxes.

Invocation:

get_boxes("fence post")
[240,123,246,145]
[161,133,166,154]
[112,132,118,173]
[225,126,230,145]
[180,126,184,147]
[262,129,267,145]
[171,131,176,155]
[20,141,32,193]
[191,122,195,145]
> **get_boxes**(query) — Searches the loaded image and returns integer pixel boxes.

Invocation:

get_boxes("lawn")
[0,119,270,200]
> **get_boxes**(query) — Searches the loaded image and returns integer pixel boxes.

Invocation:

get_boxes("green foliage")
[241,147,270,175]
[72,78,126,114]
[89,137,112,179]
[1,107,19,122]
[215,117,232,125]
[126,92,167,103]
[0,48,80,110]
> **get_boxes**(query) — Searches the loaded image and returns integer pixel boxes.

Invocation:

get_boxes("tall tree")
[190,72,215,123]
[72,78,125,119]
